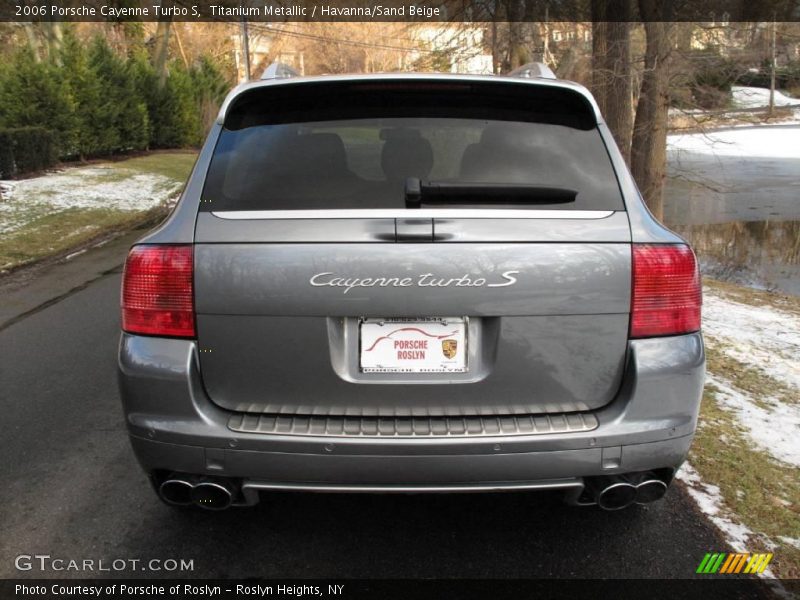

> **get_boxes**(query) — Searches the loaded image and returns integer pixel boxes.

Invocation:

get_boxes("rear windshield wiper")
[404,178,577,208]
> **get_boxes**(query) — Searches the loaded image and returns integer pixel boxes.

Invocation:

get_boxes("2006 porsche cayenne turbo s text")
[118,65,704,511]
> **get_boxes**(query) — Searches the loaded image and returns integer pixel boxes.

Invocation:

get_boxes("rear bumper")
[118,332,704,491]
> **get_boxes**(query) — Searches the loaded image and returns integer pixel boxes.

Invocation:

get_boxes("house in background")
[232,22,494,80]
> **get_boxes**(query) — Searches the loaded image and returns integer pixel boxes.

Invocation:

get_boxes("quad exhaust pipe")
[159,471,667,511]
[158,475,237,510]
[586,473,669,510]
[635,478,668,504]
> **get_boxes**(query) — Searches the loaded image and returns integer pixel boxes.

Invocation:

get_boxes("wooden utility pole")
[240,18,251,81]
[769,17,776,116]
[173,24,189,69]
[542,6,550,66]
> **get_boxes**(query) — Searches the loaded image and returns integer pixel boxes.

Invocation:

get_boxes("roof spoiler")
[507,62,557,80]
[261,62,300,80]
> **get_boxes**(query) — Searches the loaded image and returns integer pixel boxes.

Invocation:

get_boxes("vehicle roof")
[216,72,603,125]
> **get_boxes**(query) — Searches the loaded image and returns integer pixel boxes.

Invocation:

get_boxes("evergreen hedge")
[0,127,57,178]
[0,130,13,177]
[0,30,229,169]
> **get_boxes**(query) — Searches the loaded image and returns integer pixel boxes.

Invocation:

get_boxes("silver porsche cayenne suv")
[118,68,704,511]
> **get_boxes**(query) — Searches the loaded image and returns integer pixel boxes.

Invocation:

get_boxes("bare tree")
[591,0,633,163]
[42,23,63,64]
[477,0,540,73]
[631,6,675,220]
[504,1,532,71]
[153,19,172,88]
[22,23,42,62]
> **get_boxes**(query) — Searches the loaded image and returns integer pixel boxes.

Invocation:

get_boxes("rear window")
[201,81,624,212]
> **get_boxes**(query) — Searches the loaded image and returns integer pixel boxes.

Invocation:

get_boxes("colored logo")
[696,552,773,574]
[441,339,458,359]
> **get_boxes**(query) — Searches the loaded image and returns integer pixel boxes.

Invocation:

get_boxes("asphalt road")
[0,243,778,593]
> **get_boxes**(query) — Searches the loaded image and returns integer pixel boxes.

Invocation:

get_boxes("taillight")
[121,245,195,338]
[631,244,701,339]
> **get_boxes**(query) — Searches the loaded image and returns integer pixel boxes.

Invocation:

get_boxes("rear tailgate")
[193,78,631,418]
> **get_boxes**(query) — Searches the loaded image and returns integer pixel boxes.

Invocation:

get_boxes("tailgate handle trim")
[210,209,616,220]
[395,218,433,242]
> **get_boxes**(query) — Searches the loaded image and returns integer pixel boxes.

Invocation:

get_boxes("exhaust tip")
[636,479,668,504]
[191,481,234,510]
[159,479,194,506]
[597,482,637,511]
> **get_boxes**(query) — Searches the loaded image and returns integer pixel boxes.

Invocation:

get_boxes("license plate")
[360,318,467,373]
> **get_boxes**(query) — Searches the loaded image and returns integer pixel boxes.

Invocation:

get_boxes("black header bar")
[2,0,800,22]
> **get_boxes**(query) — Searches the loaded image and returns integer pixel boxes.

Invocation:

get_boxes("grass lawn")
[0,151,197,272]
[689,280,800,579]
[691,386,799,578]
[118,152,198,182]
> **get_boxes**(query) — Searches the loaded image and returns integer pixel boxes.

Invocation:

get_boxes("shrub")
[671,50,744,110]
[0,30,231,161]
[0,47,77,156]
[0,127,57,177]
[0,130,14,177]
[737,61,800,93]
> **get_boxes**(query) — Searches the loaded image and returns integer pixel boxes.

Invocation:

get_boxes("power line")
[273,20,444,47]
[263,23,418,51]
[247,22,439,54]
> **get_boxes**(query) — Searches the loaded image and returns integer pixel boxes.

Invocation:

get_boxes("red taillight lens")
[121,245,195,338]
[631,244,701,339]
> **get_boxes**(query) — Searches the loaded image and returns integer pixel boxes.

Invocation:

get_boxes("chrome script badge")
[309,271,520,294]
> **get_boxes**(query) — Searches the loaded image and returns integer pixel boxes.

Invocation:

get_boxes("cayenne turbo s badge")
[309,270,520,293]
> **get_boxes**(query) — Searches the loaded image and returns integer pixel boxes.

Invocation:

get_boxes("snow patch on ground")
[688,287,798,582]
[677,463,759,551]
[0,166,182,235]
[669,86,800,131]
[732,86,799,109]
[667,123,800,159]
[707,374,800,468]
[702,287,800,467]
[703,288,800,390]
[778,537,800,550]
[677,464,785,586]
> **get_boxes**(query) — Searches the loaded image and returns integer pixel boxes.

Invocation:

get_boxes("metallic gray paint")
[119,72,705,494]
[194,314,629,414]
[192,238,632,415]
[193,243,631,316]
[118,332,703,486]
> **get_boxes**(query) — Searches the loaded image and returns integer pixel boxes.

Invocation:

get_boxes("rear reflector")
[121,245,195,338]
[631,244,701,339]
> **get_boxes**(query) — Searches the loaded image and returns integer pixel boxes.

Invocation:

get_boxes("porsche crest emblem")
[441,339,458,359]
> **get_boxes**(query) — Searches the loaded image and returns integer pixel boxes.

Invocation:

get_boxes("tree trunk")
[631,17,674,221]
[591,19,608,116]
[507,21,529,70]
[43,23,63,64]
[23,23,41,62]
[490,21,500,74]
[590,0,633,163]
[153,19,172,89]
[504,1,529,71]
